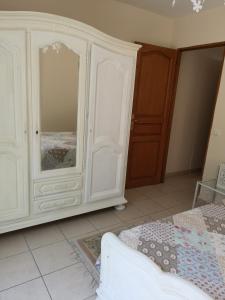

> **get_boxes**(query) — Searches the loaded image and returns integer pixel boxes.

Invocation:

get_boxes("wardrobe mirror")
[39,43,79,171]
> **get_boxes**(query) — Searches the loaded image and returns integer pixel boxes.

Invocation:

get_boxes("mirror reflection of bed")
[41,131,77,170]
[39,42,79,171]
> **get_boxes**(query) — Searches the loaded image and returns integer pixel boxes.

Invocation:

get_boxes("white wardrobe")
[0,12,140,233]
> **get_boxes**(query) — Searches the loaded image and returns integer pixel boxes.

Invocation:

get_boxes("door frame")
[160,49,181,182]
[166,41,225,179]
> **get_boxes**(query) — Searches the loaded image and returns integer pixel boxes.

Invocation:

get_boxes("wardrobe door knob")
[36,130,39,135]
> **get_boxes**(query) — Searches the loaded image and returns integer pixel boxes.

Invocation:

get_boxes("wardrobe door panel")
[31,31,87,180]
[91,148,119,195]
[86,45,134,202]
[0,31,28,222]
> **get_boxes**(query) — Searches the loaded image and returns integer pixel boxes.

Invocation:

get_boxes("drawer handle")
[39,182,81,194]
[39,198,75,211]
[55,183,80,191]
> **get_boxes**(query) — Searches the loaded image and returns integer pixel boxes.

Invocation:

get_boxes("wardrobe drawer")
[34,177,82,197]
[33,192,81,214]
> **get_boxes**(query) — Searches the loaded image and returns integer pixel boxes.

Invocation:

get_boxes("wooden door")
[126,43,177,188]
[0,30,29,222]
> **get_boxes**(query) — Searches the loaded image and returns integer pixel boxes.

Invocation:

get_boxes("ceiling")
[114,0,224,18]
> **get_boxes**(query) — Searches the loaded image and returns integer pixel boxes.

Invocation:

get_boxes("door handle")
[131,114,139,122]
[131,114,135,131]
[131,120,134,131]
[130,114,139,130]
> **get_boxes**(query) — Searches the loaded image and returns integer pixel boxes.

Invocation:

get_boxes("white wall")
[166,47,224,175]
[0,0,174,47]
[173,7,225,48]
[172,6,225,180]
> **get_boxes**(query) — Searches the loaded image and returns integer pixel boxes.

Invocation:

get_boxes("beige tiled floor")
[0,173,198,300]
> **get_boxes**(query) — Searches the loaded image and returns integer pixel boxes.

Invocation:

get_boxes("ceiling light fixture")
[172,0,225,13]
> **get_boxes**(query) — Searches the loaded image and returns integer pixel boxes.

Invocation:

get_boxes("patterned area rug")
[71,228,124,281]
[74,219,156,276]
[77,227,124,263]
[77,232,104,266]
[69,231,109,283]
[69,234,101,282]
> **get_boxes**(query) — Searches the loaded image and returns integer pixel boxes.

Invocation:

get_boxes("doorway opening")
[166,46,225,178]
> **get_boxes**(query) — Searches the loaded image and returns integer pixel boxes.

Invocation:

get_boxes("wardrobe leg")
[115,204,126,211]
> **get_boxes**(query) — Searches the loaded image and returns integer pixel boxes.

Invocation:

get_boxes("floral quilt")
[118,201,225,300]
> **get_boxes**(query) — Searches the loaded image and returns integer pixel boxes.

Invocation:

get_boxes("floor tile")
[165,174,198,191]
[166,206,188,215]
[156,182,179,193]
[0,252,40,291]
[176,201,192,211]
[132,198,164,216]
[0,233,28,260]
[153,192,182,209]
[136,185,166,199]
[84,295,97,300]
[179,190,195,203]
[96,224,128,235]
[114,203,144,221]
[0,278,50,300]
[87,210,122,230]
[125,189,147,202]
[126,215,153,227]
[44,263,97,300]
[24,224,65,250]
[149,209,176,221]
[32,240,79,275]
[58,217,96,239]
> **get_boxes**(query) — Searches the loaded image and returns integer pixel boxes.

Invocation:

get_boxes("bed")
[41,132,77,170]
[97,201,225,300]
